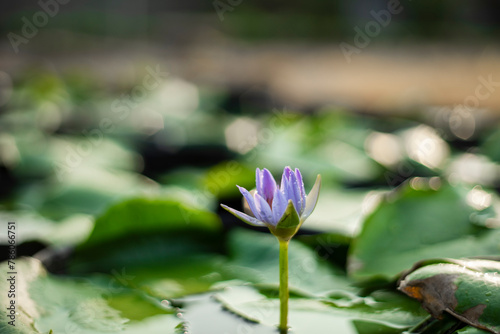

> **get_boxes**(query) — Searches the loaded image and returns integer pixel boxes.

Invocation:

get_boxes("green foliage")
[80,197,221,248]
[0,258,180,334]
[348,181,500,281]
[214,285,425,333]
[2,70,500,333]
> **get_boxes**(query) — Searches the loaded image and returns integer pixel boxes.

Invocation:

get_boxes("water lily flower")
[221,166,321,240]
[221,166,321,331]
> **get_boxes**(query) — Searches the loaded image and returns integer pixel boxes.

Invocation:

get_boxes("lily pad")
[70,197,228,298]
[213,285,426,334]
[253,113,383,184]
[0,211,93,247]
[458,327,493,334]
[0,257,182,334]
[399,258,500,334]
[348,180,500,281]
[80,197,222,249]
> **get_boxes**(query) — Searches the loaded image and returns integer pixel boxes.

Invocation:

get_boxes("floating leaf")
[213,285,425,334]
[348,180,500,281]
[399,258,500,334]
[70,198,227,298]
[0,211,93,247]
[202,161,255,199]
[181,292,276,334]
[482,128,500,163]
[0,258,181,334]
[458,326,493,334]
[80,197,221,249]
[0,258,42,333]
[302,188,383,237]
[253,113,383,184]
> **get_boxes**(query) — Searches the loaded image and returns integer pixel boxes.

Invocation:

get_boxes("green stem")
[279,239,289,333]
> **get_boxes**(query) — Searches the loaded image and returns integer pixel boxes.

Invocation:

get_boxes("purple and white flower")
[221,167,321,239]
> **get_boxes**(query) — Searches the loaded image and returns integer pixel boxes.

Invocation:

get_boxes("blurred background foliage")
[0,1,499,333]
[1,0,500,41]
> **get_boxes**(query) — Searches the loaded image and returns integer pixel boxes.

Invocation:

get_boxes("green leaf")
[0,258,42,334]
[118,255,234,299]
[0,211,93,247]
[18,168,157,220]
[70,197,229,298]
[252,113,383,184]
[80,197,221,249]
[348,180,500,281]
[457,327,492,334]
[301,188,380,236]
[13,135,138,180]
[482,128,500,163]
[181,292,276,334]
[0,258,182,334]
[214,285,426,334]
[106,292,174,321]
[202,161,255,199]
[399,258,500,334]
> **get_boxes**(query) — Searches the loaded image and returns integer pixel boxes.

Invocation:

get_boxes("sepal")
[270,200,301,241]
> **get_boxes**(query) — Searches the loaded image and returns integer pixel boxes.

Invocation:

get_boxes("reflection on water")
[181,293,277,334]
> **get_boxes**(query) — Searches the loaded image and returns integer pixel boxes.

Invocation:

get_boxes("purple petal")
[286,171,302,216]
[237,186,261,221]
[271,187,287,225]
[260,168,277,203]
[302,174,321,221]
[281,166,293,192]
[256,168,262,194]
[221,204,266,227]
[254,192,274,225]
[295,168,306,213]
